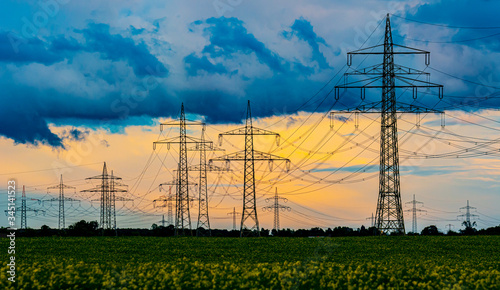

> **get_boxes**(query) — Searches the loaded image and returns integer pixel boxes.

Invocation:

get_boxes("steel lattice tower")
[227,207,241,231]
[333,14,444,234]
[458,200,478,227]
[46,175,78,229]
[377,14,404,233]
[263,188,290,232]
[82,163,131,231]
[154,185,175,226]
[211,101,290,237]
[21,185,26,229]
[187,127,227,236]
[405,194,425,233]
[154,104,210,236]
[9,186,45,229]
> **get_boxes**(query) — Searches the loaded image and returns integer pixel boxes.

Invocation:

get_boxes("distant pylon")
[227,207,241,231]
[211,100,290,237]
[7,186,45,229]
[405,194,425,233]
[21,185,26,229]
[262,188,291,232]
[154,103,208,236]
[366,213,375,227]
[187,127,227,237]
[458,200,478,228]
[445,224,454,233]
[46,175,79,229]
[159,215,166,227]
[82,163,132,231]
[154,185,175,226]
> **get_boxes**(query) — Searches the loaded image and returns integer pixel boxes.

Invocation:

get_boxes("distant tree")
[421,225,442,236]
[68,220,99,236]
[460,221,477,235]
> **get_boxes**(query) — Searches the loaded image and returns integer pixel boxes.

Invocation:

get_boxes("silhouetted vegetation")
[1,221,499,237]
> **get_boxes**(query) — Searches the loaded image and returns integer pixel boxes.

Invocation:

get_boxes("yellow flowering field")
[0,236,498,289]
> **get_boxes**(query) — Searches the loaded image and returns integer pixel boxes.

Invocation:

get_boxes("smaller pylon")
[154,185,175,226]
[366,213,375,227]
[5,186,46,229]
[227,207,241,231]
[405,194,425,234]
[458,200,478,228]
[46,175,79,229]
[262,188,291,233]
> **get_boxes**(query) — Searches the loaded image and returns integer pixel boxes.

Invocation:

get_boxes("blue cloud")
[284,18,330,69]
[0,88,63,147]
[197,17,286,73]
[184,53,228,76]
[79,23,168,77]
[0,32,62,64]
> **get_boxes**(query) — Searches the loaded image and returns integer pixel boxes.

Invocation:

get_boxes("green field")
[1,236,499,289]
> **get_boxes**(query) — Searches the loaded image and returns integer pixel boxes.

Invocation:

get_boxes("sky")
[1,0,500,233]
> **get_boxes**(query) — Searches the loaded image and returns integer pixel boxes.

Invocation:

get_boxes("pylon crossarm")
[160,120,204,131]
[154,136,210,149]
[211,150,289,162]
[186,143,222,151]
[187,164,230,172]
[347,43,429,55]
[348,63,431,76]
[47,184,76,190]
[115,197,133,202]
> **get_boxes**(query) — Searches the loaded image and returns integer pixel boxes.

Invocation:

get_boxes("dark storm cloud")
[79,23,168,77]
[0,32,62,64]
[283,18,330,69]
[184,53,229,76]
[196,17,287,73]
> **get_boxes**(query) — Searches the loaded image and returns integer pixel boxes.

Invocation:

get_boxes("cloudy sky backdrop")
[1,0,499,232]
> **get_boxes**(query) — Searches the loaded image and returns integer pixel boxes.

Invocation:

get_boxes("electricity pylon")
[227,207,241,231]
[458,200,478,228]
[405,194,426,233]
[46,175,79,229]
[82,163,132,231]
[5,185,46,229]
[153,185,175,226]
[187,127,228,236]
[153,103,210,236]
[158,215,167,227]
[158,171,199,235]
[211,100,290,237]
[366,212,375,227]
[332,14,444,234]
[262,188,291,232]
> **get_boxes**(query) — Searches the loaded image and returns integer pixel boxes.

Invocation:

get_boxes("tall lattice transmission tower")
[187,127,227,236]
[154,103,210,236]
[153,185,175,226]
[262,188,291,232]
[211,101,290,237]
[458,200,478,228]
[82,163,132,231]
[333,14,444,234]
[405,194,425,233]
[46,175,79,229]
[8,186,45,229]
[227,207,241,231]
